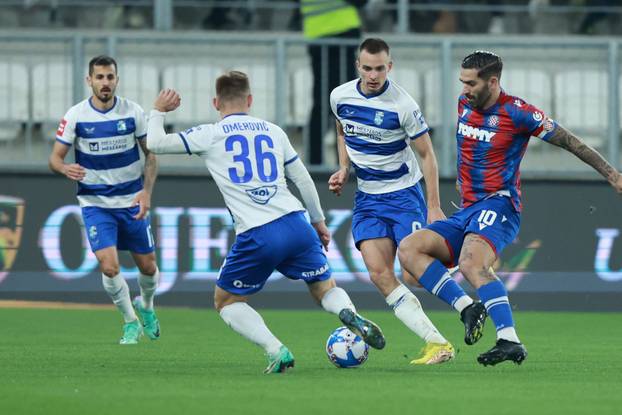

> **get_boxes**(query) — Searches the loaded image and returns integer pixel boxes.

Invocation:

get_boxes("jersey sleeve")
[134,104,148,140]
[512,101,557,142]
[402,96,429,140]
[278,126,299,166]
[55,108,77,146]
[329,89,339,118]
[178,124,216,155]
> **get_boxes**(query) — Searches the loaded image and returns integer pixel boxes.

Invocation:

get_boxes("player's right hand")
[328,167,349,196]
[312,221,331,251]
[63,163,85,181]
[154,88,181,113]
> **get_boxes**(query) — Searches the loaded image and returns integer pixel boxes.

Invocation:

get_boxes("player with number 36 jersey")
[147,71,386,374]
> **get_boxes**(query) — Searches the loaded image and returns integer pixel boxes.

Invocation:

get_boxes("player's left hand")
[132,190,151,220]
[311,221,331,251]
[612,173,622,194]
[154,89,181,113]
[427,206,446,224]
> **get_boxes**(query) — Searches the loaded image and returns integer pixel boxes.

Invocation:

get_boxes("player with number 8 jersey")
[147,71,386,374]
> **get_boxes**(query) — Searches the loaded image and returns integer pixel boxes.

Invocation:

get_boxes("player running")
[49,55,160,345]
[328,38,455,365]
[146,71,385,374]
[398,50,622,366]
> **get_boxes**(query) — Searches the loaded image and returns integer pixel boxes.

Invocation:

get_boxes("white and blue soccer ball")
[325,326,369,368]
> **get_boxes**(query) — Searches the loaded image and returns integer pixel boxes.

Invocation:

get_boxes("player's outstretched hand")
[63,163,86,181]
[154,89,181,113]
[312,221,331,251]
[328,167,349,196]
[427,206,447,224]
[132,190,152,220]
[612,173,622,194]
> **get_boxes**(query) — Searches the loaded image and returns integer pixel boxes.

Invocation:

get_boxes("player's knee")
[398,234,420,256]
[138,262,157,276]
[101,264,119,278]
[368,268,395,287]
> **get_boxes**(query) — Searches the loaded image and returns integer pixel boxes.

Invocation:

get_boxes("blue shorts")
[426,195,520,266]
[82,206,155,254]
[217,211,332,295]
[352,183,427,250]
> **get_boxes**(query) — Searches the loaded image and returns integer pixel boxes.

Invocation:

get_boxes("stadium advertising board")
[1,173,622,304]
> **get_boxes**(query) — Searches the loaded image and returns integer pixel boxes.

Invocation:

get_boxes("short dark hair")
[215,71,251,102]
[461,50,503,80]
[359,38,390,56]
[88,55,117,76]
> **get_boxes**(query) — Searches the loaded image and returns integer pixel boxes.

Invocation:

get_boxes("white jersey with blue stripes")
[174,113,305,234]
[56,96,147,208]
[330,78,429,194]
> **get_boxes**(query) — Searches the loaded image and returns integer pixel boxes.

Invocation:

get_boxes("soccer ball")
[325,326,369,368]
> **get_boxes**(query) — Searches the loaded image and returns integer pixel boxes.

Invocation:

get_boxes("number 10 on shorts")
[477,210,497,230]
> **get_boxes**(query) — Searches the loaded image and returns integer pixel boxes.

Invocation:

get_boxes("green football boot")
[133,298,161,340]
[264,345,295,374]
[119,319,143,345]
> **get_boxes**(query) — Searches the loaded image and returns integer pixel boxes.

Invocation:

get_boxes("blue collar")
[89,96,117,114]
[356,79,390,99]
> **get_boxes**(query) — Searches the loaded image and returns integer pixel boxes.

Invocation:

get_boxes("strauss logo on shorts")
[458,122,496,143]
[302,264,329,278]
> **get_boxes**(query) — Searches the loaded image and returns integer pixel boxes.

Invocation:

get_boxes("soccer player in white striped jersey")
[49,56,160,345]
[147,71,385,374]
[328,38,454,364]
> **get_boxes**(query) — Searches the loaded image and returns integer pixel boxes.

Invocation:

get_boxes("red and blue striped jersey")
[456,90,557,211]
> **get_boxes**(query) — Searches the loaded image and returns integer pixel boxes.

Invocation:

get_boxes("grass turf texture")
[1,308,620,415]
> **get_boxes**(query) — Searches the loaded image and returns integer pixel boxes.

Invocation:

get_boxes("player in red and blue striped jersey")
[398,50,622,366]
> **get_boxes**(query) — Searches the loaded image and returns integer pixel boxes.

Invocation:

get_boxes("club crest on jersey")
[89,142,99,152]
[117,120,127,132]
[487,115,499,127]
[245,185,277,205]
[374,111,384,126]
[88,225,98,240]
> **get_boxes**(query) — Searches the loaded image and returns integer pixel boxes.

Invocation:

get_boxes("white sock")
[497,327,521,343]
[386,284,447,344]
[102,273,137,323]
[320,287,356,315]
[454,295,474,313]
[138,268,159,311]
[219,302,282,356]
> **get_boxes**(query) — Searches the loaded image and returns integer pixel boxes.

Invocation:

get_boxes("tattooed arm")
[546,125,622,193]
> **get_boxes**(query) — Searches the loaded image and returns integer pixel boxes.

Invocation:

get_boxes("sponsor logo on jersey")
[56,119,67,136]
[302,263,329,278]
[84,127,95,135]
[343,123,382,141]
[89,142,99,152]
[458,122,496,143]
[245,185,277,205]
[374,111,384,126]
[532,112,543,122]
[513,99,523,107]
[413,109,426,125]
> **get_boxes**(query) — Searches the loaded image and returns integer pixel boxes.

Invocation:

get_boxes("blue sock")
[419,259,469,309]
[477,280,514,331]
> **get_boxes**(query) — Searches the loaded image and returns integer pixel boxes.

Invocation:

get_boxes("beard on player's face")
[93,85,115,102]
[468,83,491,109]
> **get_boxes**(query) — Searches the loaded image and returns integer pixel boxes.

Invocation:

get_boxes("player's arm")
[133,138,158,219]
[285,158,330,249]
[328,119,351,196]
[49,139,85,181]
[146,89,188,155]
[412,133,446,223]
[546,125,622,193]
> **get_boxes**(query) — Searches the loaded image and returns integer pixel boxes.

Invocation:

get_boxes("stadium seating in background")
[116,60,159,112]
[554,69,608,149]
[0,62,28,142]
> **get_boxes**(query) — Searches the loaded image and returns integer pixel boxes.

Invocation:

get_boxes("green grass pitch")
[1,307,620,415]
